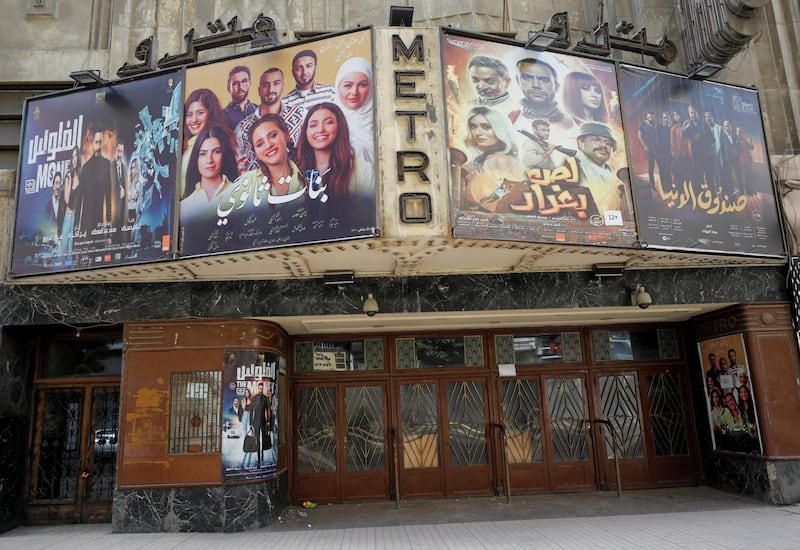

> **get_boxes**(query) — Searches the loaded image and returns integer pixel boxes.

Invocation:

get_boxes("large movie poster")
[620,66,784,256]
[442,32,636,247]
[180,28,377,257]
[11,72,182,276]
[697,334,762,454]
[221,349,279,483]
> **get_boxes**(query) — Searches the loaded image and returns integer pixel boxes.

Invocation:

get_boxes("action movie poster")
[442,32,636,247]
[11,71,183,276]
[179,27,378,257]
[221,349,279,483]
[619,66,784,256]
[697,334,762,454]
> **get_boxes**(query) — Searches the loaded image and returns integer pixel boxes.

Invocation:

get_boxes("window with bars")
[169,371,222,454]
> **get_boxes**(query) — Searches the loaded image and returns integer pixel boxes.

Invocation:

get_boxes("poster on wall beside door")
[696,333,762,454]
[221,349,279,482]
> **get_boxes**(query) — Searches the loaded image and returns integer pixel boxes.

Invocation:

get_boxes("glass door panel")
[296,386,336,473]
[400,383,440,469]
[345,385,385,471]
[446,381,487,466]
[500,378,548,493]
[596,374,648,488]
[31,388,84,503]
[543,376,595,491]
[28,384,120,524]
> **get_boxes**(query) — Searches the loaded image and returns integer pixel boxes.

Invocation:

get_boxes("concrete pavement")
[3,487,800,549]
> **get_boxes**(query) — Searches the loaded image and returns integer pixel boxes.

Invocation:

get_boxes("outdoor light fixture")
[592,263,626,278]
[525,30,560,51]
[323,270,355,285]
[688,61,723,80]
[630,285,653,309]
[525,12,571,51]
[250,14,280,49]
[389,5,414,27]
[400,193,432,223]
[362,293,380,317]
[69,69,108,87]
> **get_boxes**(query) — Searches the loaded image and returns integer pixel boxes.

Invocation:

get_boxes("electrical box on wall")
[26,0,57,19]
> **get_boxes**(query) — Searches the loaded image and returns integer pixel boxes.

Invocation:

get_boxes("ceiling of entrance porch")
[8,235,785,285]
[262,303,733,335]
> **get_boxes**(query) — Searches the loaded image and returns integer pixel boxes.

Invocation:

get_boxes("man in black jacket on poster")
[250,381,274,465]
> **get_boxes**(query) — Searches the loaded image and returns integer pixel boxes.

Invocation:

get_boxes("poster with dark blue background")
[11,70,183,276]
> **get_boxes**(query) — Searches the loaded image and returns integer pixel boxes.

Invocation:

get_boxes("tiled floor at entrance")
[3,487,800,549]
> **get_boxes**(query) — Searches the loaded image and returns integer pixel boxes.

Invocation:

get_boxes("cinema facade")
[1,25,799,534]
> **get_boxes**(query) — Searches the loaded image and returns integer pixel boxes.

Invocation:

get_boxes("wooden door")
[541,374,596,491]
[293,382,389,503]
[28,385,120,524]
[397,377,493,499]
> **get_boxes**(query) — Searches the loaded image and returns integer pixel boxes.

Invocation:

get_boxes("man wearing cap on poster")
[282,49,335,112]
[572,122,630,220]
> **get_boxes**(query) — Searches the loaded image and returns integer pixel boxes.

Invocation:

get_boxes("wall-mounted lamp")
[630,285,652,309]
[400,193,432,223]
[525,12,571,51]
[688,61,723,80]
[362,293,379,317]
[389,5,414,27]
[323,270,354,285]
[69,69,108,87]
[250,14,280,49]
[592,263,626,278]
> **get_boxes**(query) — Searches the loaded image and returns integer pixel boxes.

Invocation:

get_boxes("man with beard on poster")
[512,58,574,134]
[79,129,114,237]
[111,141,128,243]
[681,104,714,189]
[572,122,630,221]
[466,55,515,116]
[249,381,274,466]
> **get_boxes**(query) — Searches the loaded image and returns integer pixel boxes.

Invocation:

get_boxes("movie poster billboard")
[697,334,762,454]
[179,27,378,257]
[442,32,636,247]
[221,349,279,482]
[11,71,182,276]
[619,66,784,256]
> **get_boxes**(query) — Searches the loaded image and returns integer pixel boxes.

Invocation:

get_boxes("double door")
[500,374,595,493]
[499,368,696,494]
[27,384,120,524]
[292,376,494,502]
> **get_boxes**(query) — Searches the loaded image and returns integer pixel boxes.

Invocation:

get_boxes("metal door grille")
[87,388,119,501]
[646,373,688,456]
[501,379,543,463]
[297,386,336,473]
[447,381,487,466]
[168,371,221,454]
[546,378,588,461]
[400,383,439,469]
[31,388,83,501]
[599,375,644,458]
[345,386,385,471]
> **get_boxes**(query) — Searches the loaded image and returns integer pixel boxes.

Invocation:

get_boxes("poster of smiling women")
[179,27,377,257]
[442,31,636,247]
[11,71,183,276]
[619,65,784,256]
